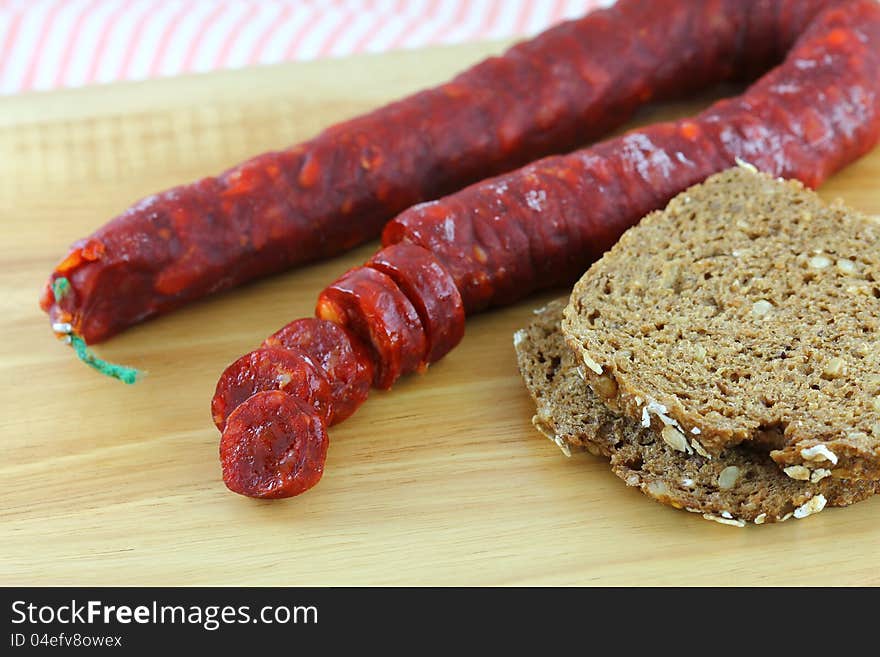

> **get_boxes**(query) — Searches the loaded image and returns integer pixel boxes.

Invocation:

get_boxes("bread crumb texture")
[561,167,880,480]
[515,300,879,525]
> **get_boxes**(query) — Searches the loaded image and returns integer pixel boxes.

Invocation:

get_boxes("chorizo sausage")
[366,243,465,364]
[218,0,880,499]
[211,346,332,430]
[316,268,427,390]
[384,0,880,312]
[263,318,374,424]
[220,390,328,499]
[41,0,848,345]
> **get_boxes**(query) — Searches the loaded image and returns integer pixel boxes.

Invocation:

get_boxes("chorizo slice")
[315,268,427,390]
[366,243,465,363]
[220,390,328,499]
[263,318,374,424]
[211,346,332,430]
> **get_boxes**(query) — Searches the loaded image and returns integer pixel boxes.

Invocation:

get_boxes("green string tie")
[52,277,71,301]
[69,334,140,384]
[52,276,142,385]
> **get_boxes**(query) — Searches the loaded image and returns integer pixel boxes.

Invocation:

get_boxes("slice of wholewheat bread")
[516,300,880,525]
[562,166,880,482]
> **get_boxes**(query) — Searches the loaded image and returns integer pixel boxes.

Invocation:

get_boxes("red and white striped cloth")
[0,0,611,95]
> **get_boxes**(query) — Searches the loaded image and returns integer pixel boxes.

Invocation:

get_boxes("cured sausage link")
[383,0,880,313]
[219,0,880,499]
[40,0,844,345]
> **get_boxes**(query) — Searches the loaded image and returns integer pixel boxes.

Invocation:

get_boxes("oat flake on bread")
[561,166,880,484]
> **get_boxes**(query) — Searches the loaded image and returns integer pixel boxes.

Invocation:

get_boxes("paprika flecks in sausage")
[216,0,880,499]
[220,390,329,499]
[211,346,333,430]
[366,243,465,364]
[316,268,427,390]
[263,318,374,424]
[41,0,850,346]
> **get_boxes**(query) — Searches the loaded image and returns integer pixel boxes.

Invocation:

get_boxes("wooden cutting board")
[2,40,879,586]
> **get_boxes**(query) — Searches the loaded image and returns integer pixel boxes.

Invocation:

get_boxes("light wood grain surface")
[2,41,879,587]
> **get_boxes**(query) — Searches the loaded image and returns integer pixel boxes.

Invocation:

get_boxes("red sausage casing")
[367,243,465,364]
[316,268,427,390]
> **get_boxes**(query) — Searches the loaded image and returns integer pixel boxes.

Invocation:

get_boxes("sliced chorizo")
[263,318,374,424]
[220,390,329,499]
[211,346,332,430]
[366,243,465,363]
[315,268,427,390]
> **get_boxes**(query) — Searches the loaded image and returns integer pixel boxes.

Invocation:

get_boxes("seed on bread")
[822,358,847,380]
[808,255,832,269]
[800,444,838,464]
[751,299,774,318]
[836,259,858,275]
[691,439,711,458]
[811,469,832,483]
[793,494,827,519]
[661,425,691,453]
[703,514,746,528]
[784,465,812,481]
[717,466,740,490]
[591,374,618,401]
